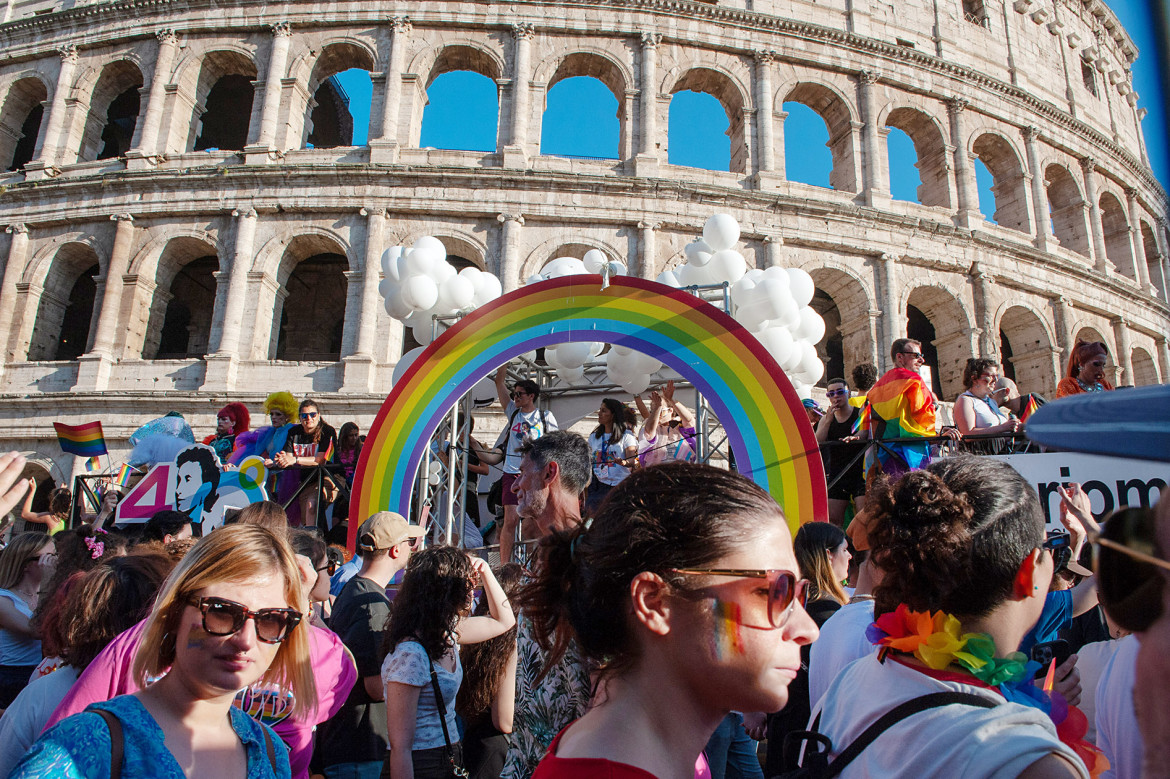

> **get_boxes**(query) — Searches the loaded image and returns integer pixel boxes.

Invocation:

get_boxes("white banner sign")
[989,452,1166,530]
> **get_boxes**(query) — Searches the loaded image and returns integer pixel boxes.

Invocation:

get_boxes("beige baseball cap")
[357,511,424,551]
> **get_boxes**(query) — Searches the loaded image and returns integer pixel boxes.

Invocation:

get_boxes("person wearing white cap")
[318,512,424,779]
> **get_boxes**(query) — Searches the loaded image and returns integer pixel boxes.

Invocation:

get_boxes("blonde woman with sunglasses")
[11,525,315,778]
[517,462,818,778]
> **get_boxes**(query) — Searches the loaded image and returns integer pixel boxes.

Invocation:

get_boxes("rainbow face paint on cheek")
[712,599,745,659]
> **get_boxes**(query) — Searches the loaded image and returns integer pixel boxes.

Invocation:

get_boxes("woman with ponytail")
[810,456,1094,777]
[519,462,818,778]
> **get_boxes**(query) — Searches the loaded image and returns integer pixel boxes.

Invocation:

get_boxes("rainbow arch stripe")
[349,275,827,548]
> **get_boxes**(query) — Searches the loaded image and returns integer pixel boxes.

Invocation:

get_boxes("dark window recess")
[8,104,43,171]
[999,330,1016,382]
[306,76,353,149]
[97,87,141,160]
[1081,60,1098,97]
[55,265,99,361]
[194,75,254,151]
[906,303,943,397]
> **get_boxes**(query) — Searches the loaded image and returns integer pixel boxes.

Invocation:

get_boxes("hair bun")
[891,470,975,533]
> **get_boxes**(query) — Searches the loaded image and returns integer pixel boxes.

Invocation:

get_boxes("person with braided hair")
[809,456,1093,778]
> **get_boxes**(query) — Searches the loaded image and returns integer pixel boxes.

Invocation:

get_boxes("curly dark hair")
[384,546,476,661]
[869,455,1044,619]
[961,358,999,389]
[457,562,524,720]
[591,398,627,446]
[516,462,783,681]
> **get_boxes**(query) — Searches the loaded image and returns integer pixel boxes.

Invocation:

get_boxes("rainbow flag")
[84,456,101,472]
[54,421,108,458]
[116,463,137,487]
[1019,393,1044,423]
[863,368,936,477]
[322,438,335,462]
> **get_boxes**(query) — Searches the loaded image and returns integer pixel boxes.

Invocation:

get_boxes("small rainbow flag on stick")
[53,421,108,458]
[84,456,101,472]
[322,439,335,462]
[116,463,138,487]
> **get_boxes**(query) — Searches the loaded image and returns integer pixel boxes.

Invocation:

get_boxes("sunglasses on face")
[901,351,924,360]
[979,374,999,382]
[300,411,318,420]
[826,389,849,397]
[188,596,302,644]
[672,568,809,628]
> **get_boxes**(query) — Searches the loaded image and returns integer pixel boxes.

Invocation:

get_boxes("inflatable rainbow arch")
[349,275,827,548]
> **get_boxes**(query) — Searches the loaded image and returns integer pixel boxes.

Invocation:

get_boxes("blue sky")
[336,0,1167,195]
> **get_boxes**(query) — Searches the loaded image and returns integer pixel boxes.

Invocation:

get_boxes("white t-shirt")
[0,665,79,778]
[496,401,558,474]
[1074,638,1122,744]
[589,430,638,486]
[814,654,1088,778]
[808,599,876,710]
[1095,634,1141,779]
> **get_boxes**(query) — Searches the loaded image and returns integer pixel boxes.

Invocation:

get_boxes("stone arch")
[1,74,50,171]
[1131,346,1159,386]
[779,81,859,192]
[411,42,505,150]
[970,131,1030,232]
[1140,219,1165,297]
[71,58,144,162]
[127,234,223,359]
[538,50,630,160]
[27,242,102,361]
[665,66,750,174]
[808,264,874,379]
[172,48,258,153]
[520,235,626,280]
[402,233,487,272]
[1099,190,1135,279]
[882,105,952,209]
[1043,163,1090,256]
[904,284,973,398]
[291,40,377,149]
[259,231,352,361]
[995,303,1057,395]
[1073,325,1110,353]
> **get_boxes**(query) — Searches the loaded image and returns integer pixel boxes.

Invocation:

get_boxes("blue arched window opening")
[420,71,499,152]
[668,91,730,171]
[782,102,832,188]
[540,77,619,159]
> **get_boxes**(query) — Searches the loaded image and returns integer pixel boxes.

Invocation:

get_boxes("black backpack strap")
[95,708,123,779]
[822,692,997,778]
[262,725,276,771]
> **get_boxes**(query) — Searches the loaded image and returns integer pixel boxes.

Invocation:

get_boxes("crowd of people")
[0,334,1161,779]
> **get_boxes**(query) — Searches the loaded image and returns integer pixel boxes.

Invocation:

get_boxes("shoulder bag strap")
[95,708,123,779]
[429,664,469,778]
[823,691,997,779]
[262,725,276,771]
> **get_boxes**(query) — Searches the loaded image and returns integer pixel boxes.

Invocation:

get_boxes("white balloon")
[413,236,447,261]
[583,249,607,273]
[655,270,682,288]
[703,214,741,252]
[686,246,713,267]
[589,342,605,357]
[756,277,792,319]
[757,326,795,366]
[391,346,425,385]
[731,276,759,308]
[605,351,634,383]
[684,240,713,263]
[520,350,538,363]
[427,470,442,486]
[676,263,702,287]
[384,287,412,320]
[796,307,826,344]
[735,302,771,333]
[526,274,544,285]
[381,246,405,281]
[799,341,824,383]
[606,260,628,277]
[635,352,662,374]
[793,381,813,400]
[401,275,439,311]
[781,343,803,373]
[405,246,441,276]
[557,342,593,369]
[786,267,816,308]
[438,275,475,310]
[471,377,497,406]
[540,257,588,279]
[425,258,455,285]
[471,273,502,307]
[412,323,434,346]
[620,373,652,395]
[543,346,568,372]
[378,277,394,302]
[428,460,443,477]
[557,365,587,385]
[708,249,747,283]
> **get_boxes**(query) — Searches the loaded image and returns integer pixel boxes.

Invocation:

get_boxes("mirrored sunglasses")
[672,568,809,628]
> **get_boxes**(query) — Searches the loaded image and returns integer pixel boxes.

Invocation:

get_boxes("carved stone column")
[246,23,293,162]
[1021,126,1052,252]
[969,262,997,358]
[370,16,411,163]
[875,253,901,370]
[1125,188,1153,291]
[127,30,179,169]
[1080,156,1108,272]
[343,207,387,391]
[503,23,534,167]
[1157,335,1170,385]
[25,45,79,178]
[638,221,659,280]
[634,32,661,176]
[0,224,30,370]
[497,213,524,292]
[753,50,777,185]
[763,233,784,268]
[203,209,258,390]
[857,70,888,207]
[75,214,135,391]
[1051,295,1076,361]
[1112,316,1132,386]
[947,98,981,229]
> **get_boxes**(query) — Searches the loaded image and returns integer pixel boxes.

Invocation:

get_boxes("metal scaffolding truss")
[412,281,735,550]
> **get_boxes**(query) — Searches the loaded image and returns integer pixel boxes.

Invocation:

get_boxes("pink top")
[46,620,356,779]
[531,724,713,779]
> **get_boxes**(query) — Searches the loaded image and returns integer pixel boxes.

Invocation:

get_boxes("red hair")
[217,402,251,434]
[1065,340,1108,379]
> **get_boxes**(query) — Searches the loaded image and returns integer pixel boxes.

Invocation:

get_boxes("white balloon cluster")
[379,236,503,346]
[543,341,605,386]
[527,249,627,284]
[652,214,825,397]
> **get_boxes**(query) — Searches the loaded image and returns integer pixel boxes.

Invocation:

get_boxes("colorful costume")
[861,367,936,479]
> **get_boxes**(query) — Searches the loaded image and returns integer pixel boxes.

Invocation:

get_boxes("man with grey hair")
[502,430,592,779]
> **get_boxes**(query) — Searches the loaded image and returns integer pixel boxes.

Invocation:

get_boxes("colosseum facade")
[0,0,1167,479]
